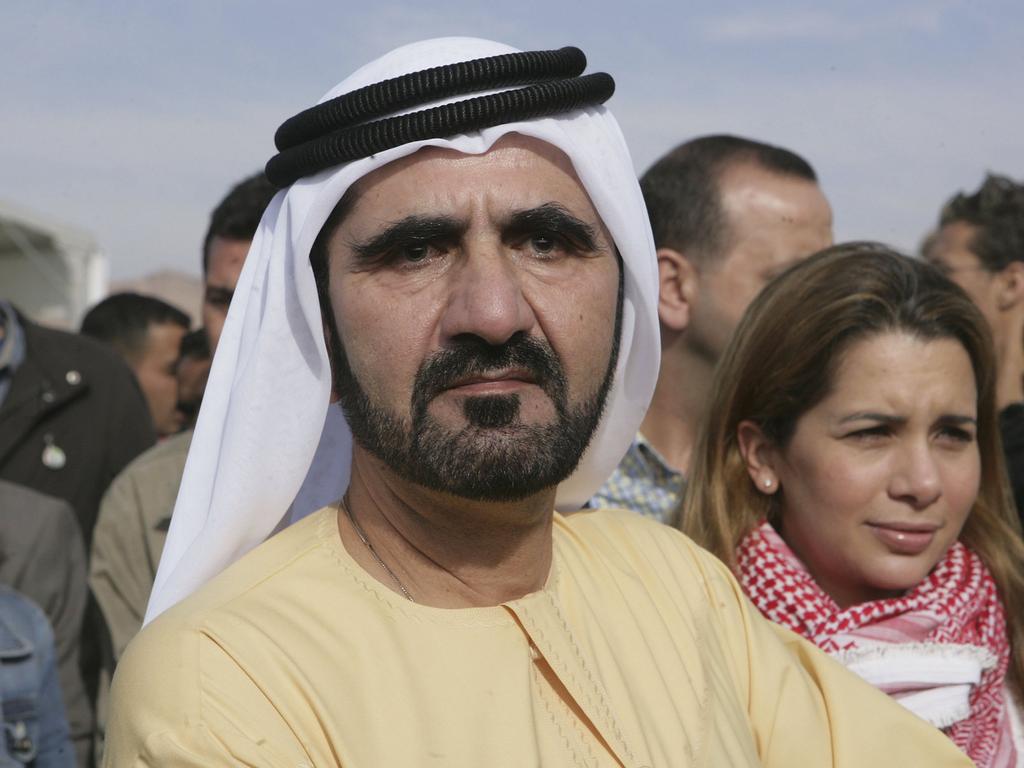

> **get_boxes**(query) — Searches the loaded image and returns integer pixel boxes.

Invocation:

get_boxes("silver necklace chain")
[341,498,416,602]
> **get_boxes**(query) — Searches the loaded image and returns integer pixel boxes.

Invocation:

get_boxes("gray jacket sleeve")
[5,496,91,767]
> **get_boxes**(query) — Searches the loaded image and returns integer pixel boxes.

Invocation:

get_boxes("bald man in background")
[591,134,833,523]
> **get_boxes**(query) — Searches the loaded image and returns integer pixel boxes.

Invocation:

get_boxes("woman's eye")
[848,426,889,440]
[938,427,974,443]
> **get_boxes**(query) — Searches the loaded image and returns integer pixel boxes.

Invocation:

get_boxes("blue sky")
[2,1,1021,279]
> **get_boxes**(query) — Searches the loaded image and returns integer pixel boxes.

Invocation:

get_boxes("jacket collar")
[0,604,32,660]
[0,314,88,468]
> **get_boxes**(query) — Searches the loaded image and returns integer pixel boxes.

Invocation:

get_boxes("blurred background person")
[0,300,154,544]
[80,293,190,438]
[923,174,1024,521]
[683,244,1024,766]
[87,172,274,761]
[174,329,210,432]
[90,172,275,663]
[590,135,833,522]
[0,480,89,765]
[0,297,155,759]
[200,173,279,352]
[0,584,75,766]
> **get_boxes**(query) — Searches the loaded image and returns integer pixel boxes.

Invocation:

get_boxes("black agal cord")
[266,47,614,188]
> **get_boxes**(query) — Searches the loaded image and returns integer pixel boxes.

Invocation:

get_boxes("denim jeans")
[0,588,73,767]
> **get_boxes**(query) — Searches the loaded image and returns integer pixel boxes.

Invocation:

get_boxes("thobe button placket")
[511,594,637,768]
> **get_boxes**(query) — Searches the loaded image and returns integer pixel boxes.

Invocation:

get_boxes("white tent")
[0,200,108,329]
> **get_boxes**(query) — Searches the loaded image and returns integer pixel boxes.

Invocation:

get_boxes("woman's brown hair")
[681,242,1024,701]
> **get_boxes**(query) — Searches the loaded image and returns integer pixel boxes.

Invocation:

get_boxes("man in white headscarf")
[104,38,969,767]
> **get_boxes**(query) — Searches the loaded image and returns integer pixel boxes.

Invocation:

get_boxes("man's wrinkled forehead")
[324,133,613,250]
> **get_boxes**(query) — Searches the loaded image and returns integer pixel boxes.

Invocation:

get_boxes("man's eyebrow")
[348,215,465,260]
[502,203,598,251]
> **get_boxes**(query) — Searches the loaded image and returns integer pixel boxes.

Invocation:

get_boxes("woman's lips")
[867,523,939,555]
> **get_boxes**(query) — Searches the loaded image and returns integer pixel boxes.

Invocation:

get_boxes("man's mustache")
[412,334,566,409]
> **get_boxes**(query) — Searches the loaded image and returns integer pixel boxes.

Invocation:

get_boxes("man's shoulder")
[559,505,689,546]
[110,508,338,741]
[123,507,336,651]
[97,431,192,535]
[0,585,51,646]
[17,317,154,445]
[0,478,74,518]
[106,505,327,767]
[23,318,134,380]
[0,479,80,559]
[557,507,732,587]
[118,430,193,480]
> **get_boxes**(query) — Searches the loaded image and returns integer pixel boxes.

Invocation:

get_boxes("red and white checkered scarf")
[737,521,1016,767]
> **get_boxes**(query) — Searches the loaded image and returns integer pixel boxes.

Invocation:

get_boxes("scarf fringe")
[833,641,997,671]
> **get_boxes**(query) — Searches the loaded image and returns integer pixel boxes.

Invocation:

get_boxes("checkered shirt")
[587,434,685,524]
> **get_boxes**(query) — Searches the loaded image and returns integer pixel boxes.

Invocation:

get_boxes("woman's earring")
[762,477,774,490]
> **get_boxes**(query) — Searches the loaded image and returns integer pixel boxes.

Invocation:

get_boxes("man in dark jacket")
[80,293,190,439]
[0,300,155,766]
[0,300,156,545]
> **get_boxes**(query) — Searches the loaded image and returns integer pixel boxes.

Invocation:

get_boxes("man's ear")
[657,247,699,333]
[736,420,780,495]
[996,261,1024,311]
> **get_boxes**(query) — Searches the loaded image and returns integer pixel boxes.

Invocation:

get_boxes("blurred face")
[175,354,211,430]
[202,237,250,353]
[769,332,980,608]
[925,222,1001,332]
[688,162,833,360]
[323,134,622,501]
[132,322,187,436]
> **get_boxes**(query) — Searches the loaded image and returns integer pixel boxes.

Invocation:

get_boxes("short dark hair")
[80,293,190,362]
[640,134,818,262]
[202,173,278,274]
[178,327,210,362]
[938,173,1024,271]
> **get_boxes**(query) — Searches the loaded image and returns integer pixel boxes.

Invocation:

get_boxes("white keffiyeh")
[145,37,660,624]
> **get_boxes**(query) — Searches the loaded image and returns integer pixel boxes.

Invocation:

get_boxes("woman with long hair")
[682,242,1024,766]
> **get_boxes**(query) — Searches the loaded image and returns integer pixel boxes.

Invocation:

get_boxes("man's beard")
[327,293,623,502]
